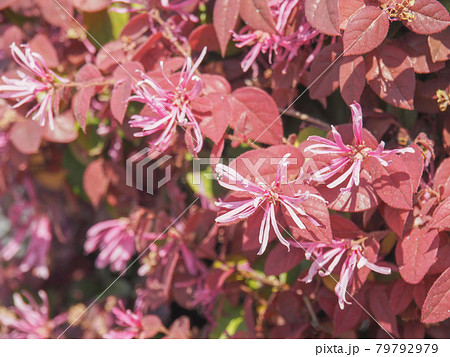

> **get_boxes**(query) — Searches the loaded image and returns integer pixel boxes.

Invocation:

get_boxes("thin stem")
[281,108,331,131]
[151,10,191,59]
[225,134,262,150]
[54,79,116,89]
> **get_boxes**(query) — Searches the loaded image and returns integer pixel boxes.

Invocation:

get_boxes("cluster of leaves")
[0,0,449,339]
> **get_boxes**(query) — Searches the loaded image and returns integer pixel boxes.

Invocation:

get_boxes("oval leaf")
[407,0,450,35]
[305,0,341,36]
[343,6,389,56]
[421,267,450,324]
[239,0,276,33]
[213,0,241,56]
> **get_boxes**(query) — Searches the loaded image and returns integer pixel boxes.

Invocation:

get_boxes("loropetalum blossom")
[1,200,52,279]
[0,290,67,338]
[0,43,68,130]
[215,154,324,255]
[305,102,415,193]
[128,47,206,154]
[85,218,137,272]
[299,239,391,309]
[232,0,322,73]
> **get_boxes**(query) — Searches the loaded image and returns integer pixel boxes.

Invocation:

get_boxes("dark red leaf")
[343,6,389,56]
[365,46,415,110]
[389,279,414,315]
[406,0,450,35]
[83,159,110,208]
[264,245,304,276]
[213,0,241,56]
[339,55,366,105]
[421,267,450,324]
[305,0,341,36]
[73,0,111,12]
[430,197,450,231]
[403,321,425,339]
[120,13,149,41]
[369,286,399,337]
[110,79,130,125]
[9,120,42,155]
[428,232,450,275]
[333,296,363,336]
[396,227,439,284]
[399,34,445,74]
[309,42,343,100]
[239,0,276,33]
[73,87,94,132]
[229,87,283,145]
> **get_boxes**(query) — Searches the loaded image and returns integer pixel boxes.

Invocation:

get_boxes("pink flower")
[111,0,198,21]
[299,239,391,309]
[104,301,164,339]
[305,102,415,193]
[215,154,324,255]
[1,201,52,279]
[128,47,206,154]
[84,218,136,272]
[0,290,67,338]
[104,301,144,339]
[232,0,321,73]
[0,43,68,130]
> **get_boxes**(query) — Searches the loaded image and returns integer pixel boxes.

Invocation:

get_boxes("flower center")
[348,144,371,162]
[382,0,415,22]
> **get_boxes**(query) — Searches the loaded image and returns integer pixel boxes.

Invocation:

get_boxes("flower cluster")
[128,48,206,154]
[305,102,415,193]
[0,43,67,130]
[299,239,391,309]
[232,0,322,73]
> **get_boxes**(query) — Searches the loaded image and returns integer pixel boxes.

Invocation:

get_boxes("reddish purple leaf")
[199,93,231,144]
[309,42,343,100]
[421,267,450,324]
[369,286,399,337]
[110,79,130,125]
[42,111,78,143]
[164,316,190,339]
[403,321,425,339]
[83,159,110,208]
[38,0,74,29]
[239,0,276,33]
[264,245,304,276]
[339,54,366,105]
[428,232,450,275]
[343,6,389,56]
[396,227,439,284]
[73,0,111,12]
[9,120,42,155]
[140,315,163,339]
[120,13,149,41]
[229,87,283,145]
[0,0,14,10]
[29,34,59,69]
[213,0,241,56]
[333,297,363,336]
[399,34,445,74]
[389,279,414,315]
[406,0,450,35]
[379,203,410,237]
[201,74,232,95]
[305,0,341,36]
[366,46,415,110]
[430,197,450,231]
[188,24,221,53]
[428,29,450,63]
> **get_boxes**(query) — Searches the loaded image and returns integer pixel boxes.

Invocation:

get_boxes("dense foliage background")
[0,0,449,339]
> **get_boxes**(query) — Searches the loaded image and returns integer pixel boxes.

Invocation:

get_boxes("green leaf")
[83,10,113,48]
[109,11,130,40]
